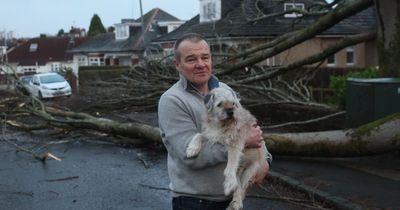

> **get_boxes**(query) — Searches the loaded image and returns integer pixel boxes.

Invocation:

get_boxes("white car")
[29,72,72,99]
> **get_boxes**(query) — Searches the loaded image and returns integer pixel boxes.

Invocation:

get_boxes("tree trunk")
[8,105,400,157]
[264,113,400,156]
[375,0,400,76]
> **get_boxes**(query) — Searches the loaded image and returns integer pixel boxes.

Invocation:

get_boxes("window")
[327,54,336,66]
[115,25,129,40]
[89,57,99,66]
[88,57,104,66]
[29,43,38,52]
[266,57,276,66]
[76,57,86,66]
[51,63,61,71]
[200,0,221,23]
[284,3,305,18]
[164,48,174,57]
[204,3,216,19]
[346,46,355,65]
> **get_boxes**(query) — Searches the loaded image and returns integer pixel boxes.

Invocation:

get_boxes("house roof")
[69,8,179,54]
[7,37,88,66]
[154,0,376,42]
[135,8,181,22]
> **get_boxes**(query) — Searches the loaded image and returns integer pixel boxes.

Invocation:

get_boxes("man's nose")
[194,58,206,67]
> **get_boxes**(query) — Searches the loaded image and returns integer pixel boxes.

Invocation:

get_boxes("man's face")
[174,40,212,87]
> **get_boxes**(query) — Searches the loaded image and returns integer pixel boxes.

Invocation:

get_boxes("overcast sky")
[1,0,199,38]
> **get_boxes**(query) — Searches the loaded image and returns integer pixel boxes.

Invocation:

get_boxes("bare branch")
[215,0,374,75]
[235,31,376,83]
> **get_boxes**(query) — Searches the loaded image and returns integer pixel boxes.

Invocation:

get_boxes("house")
[7,36,88,75]
[69,8,184,67]
[153,0,378,68]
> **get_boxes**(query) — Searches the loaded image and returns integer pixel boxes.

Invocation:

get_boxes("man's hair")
[174,33,207,61]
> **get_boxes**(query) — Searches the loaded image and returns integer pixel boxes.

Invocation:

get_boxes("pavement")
[0,128,399,210]
[270,153,400,210]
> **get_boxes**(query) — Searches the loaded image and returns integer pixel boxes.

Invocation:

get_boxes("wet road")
[1,130,324,210]
[0,130,171,210]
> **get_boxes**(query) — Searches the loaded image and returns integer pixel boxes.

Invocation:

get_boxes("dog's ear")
[229,89,241,107]
[204,93,214,111]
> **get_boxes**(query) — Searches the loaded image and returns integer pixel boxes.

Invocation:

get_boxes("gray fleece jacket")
[158,74,232,201]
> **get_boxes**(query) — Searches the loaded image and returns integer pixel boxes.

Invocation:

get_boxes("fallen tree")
[265,113,400,156]
[1,91,399,157]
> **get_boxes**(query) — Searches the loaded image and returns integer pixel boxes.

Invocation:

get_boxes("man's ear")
[173,59,181,72]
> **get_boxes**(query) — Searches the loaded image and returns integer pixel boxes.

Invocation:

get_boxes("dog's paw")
[186,134,202,158]
[226,200,242,210]
[224,175,238,195]
[186,144,201,158]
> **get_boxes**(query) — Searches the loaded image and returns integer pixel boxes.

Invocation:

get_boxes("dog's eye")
[232,102,236,106]
[217,102,222,107]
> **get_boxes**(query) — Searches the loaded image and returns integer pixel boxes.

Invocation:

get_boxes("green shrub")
[79,66,130,85]
[328,67,381,108]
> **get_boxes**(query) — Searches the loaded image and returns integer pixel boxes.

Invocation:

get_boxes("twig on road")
[137,152,150,168]
[1,114,62,162]
[41,176,79,182]
[139,184,170,191]
[0,190,34,197]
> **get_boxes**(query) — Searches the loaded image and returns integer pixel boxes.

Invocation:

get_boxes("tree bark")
[374,0,400,76]
[264,113,400,156]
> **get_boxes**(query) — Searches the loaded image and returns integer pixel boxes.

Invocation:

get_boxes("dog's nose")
[226,108,234,117]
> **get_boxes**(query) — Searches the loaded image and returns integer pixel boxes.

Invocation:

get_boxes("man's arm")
[158,94,227,169]
[245,122,273,184]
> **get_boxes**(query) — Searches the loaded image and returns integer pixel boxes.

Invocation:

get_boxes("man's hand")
[245,122,263,148]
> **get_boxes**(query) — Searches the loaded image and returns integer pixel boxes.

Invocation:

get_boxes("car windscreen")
[39,74,65,84]
[20,77,32,84]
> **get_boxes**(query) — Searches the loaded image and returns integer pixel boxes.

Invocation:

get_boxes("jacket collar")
[178,74,220,94]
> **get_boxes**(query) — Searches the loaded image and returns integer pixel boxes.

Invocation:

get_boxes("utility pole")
[139,0,147,45]
[4,29,8,64]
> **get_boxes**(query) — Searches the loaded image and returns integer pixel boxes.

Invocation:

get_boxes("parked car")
[28,73,72,99]
[15,75,33,95]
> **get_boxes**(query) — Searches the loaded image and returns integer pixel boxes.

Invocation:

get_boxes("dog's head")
[204,87,240,122]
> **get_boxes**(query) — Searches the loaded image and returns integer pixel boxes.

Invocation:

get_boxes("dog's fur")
[186,87,267,210]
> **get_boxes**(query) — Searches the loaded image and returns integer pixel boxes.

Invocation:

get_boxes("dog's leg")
[226,186,244,210]
[224,147,242,195]
[186,133,203,158]
[226,167,245,210]
[239,161,261,201]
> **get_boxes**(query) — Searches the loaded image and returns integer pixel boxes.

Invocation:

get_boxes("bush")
[79,66,130,85]
[328,67,381,108]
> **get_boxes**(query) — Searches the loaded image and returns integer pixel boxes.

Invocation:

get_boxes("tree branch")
[236,31,376,83]
[215,0,374,75]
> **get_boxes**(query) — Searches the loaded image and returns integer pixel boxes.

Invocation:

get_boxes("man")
[158,33,272,210]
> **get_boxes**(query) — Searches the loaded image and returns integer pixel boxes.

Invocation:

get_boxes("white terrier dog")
[186,87,267,210]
